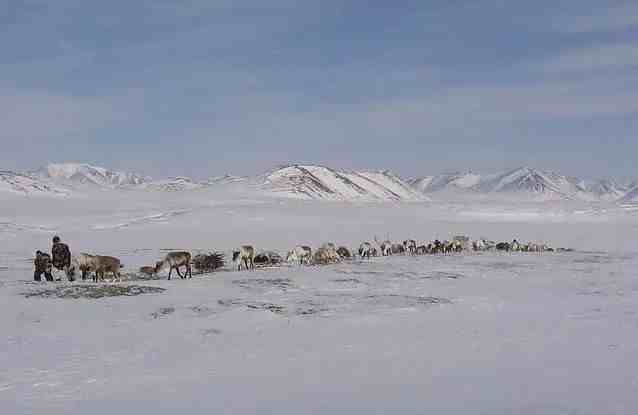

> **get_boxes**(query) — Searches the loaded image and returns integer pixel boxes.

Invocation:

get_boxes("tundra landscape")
[1,163,637,414]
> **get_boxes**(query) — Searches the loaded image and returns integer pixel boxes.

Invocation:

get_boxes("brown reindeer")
[93,255,123,283]
[68,253,98,281]
[155,251,192,280]
[139,266,156,277]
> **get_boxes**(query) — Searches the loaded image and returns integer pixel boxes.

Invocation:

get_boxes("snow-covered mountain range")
[261,165,426,202]
[0,171,69,196]
[2,162,637,203]
[36,163,149,188]
[411,167,638,202]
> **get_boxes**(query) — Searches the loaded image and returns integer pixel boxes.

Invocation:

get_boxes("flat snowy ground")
[1,189,637,414]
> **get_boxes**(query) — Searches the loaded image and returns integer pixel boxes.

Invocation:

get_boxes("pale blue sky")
[1,0,637,179]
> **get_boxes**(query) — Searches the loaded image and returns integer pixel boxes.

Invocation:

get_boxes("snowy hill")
[475,167,584,200]
[37,163,149,188]
[0,171,68,196]
[261,165,426,202]
[203,174,247,186]
[579,179,629,202]
[136,177,204,192]
[410,167,629,202]
[410,172,482,193]
[619,185,638,204]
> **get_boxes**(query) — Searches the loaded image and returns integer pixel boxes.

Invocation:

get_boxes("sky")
[1,0,637,180]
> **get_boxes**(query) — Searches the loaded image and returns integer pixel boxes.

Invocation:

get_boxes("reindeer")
[495,242,511,252]
[403,240,417,255]
[321,243,340,263]
[358,242,373,259]
[286,246,312,265]
[449,240,463,253]
[139,266,156,277]
[93,255,123,283]
[416,245,427,255]
[473,239,487,252]
[337,246,352,260]
[232,245,255,271]
[391,243,405,255]
[375,236,392,256]
[155,251,192,280]
[68,253,99,281]
[313,247,335,265]
[510,239,521,252]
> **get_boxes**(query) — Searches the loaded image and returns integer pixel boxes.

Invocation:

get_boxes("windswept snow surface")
[1,188,638,414]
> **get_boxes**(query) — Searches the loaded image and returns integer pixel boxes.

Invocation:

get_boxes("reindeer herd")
[37,234,567,284]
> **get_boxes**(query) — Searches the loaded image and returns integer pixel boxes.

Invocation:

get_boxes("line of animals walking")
[33,235,569,283]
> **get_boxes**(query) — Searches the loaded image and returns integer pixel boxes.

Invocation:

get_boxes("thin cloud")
[542,42,638,74]
[554,4,638,33]
[0,89,119,143]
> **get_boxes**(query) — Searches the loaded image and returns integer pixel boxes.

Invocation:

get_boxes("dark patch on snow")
[232,278,295,291]
[190,305,216,317]
[570,267,597,275]
[202,328,222,336]
[151,306,175,319]
[423,271,465,280]
[473,261,532,271]
[218,298,286,314]
[331,278,363,284]
[389,270,464,280]
[573,255,615,265]
[335,269,385,276]
[294,300,331,316]
[363,294,452,308]
[24,284,165,299]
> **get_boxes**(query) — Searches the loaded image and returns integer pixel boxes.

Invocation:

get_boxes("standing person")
[33,250,54,282]
[51,235,73,281]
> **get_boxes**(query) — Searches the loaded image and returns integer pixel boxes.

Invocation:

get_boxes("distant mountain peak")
[0,170,69,196]
[263,164,425,202]
[37,162,149,188]
[411,166,632,202]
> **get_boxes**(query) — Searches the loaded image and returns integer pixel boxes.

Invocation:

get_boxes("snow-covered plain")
[1,186,638,414]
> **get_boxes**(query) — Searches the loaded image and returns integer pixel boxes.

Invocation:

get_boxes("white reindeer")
[233,245,255,271]
[286,246,312,265]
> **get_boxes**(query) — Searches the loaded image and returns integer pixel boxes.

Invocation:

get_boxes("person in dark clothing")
[34,250,54,282]
[51,235,73,281]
